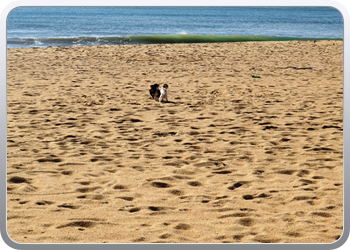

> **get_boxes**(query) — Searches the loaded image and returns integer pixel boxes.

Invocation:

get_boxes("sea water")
[7,7,343,48]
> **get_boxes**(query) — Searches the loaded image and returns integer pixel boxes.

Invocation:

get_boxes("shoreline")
[7,34,343,49]
[7,40,343,243]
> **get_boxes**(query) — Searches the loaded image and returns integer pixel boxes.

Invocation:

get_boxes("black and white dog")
[149,83,169,102]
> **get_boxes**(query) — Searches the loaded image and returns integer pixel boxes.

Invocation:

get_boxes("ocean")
[7,7,343,48]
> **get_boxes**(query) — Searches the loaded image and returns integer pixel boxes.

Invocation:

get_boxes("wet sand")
[7,40,343,243]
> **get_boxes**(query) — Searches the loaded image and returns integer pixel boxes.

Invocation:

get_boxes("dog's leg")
[159,91,164,102]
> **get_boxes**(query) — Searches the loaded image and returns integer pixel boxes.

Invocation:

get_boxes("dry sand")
[7,40,343,243]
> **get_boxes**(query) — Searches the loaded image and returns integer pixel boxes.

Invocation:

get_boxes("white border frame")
[1,1,348,249]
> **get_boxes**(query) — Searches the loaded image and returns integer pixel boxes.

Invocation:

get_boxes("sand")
[7,40,343,243]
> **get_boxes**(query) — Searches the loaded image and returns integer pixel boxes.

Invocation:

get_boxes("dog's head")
[150,84,159,90]
[163,84,169,89]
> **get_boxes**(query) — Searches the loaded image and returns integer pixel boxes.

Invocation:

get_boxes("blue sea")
[7,7,343,48]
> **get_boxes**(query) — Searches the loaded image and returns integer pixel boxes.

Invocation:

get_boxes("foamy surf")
[7,34,342,47]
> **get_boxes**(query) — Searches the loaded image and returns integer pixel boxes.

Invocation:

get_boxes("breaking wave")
[7,34,342,47]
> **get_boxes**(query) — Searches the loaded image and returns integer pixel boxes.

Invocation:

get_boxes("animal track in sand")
[117,196,134,201]
[218,212,248,219]
[159,233,172,239]
[35,200,54,206]
[253,235,281,243]
[152,131,177,137]
[151,182,171,188]
[297,170,310,177]
[299,179,317,185]
[238,218,256,227]
[8,176,30,184]
[37,157,63,163]
[242,193,270,200]
[75,187,101,193]
[311,212,332,218]
[172,175,192,180]
[174,223,191,230]
[276,170,297,175]
[168,189,185,196]
[187,181,202,187]
[212,170,232,175]
[292,196,317,201]
[228,182,244,190]
[232,235,245,241]
[113,184,127,190]
[76,194,105,200]
[56,221,95,229]
[90,156,113,162]
[57,203,79,209]
[129,207,141,213]
[61,170,73,176]
[173,169,196,175]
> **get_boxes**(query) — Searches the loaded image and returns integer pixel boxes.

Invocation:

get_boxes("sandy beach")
[7,40,343,243]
